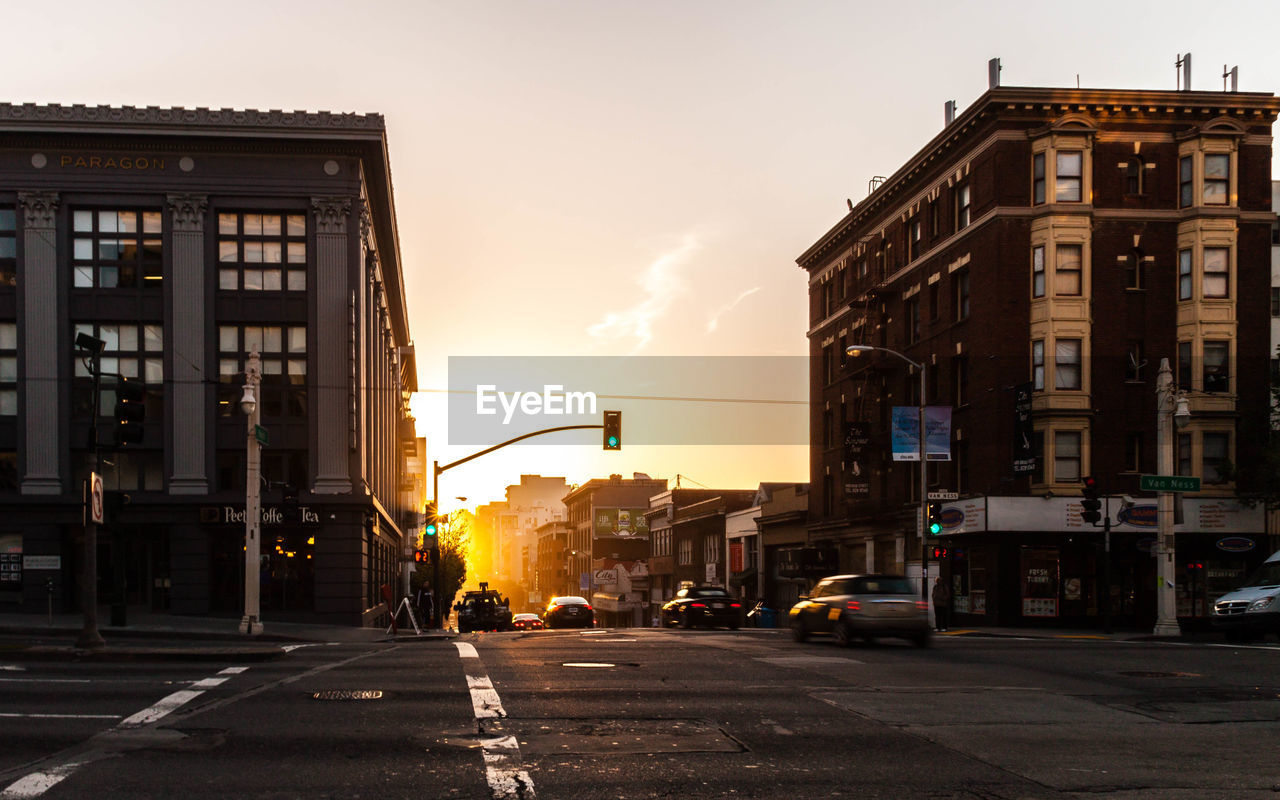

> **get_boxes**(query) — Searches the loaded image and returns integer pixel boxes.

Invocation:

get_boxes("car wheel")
[728,621,740,631]
[833,621,854,647]
[791,618,808,642]
[679,611,693,630]
[912,631,932,648]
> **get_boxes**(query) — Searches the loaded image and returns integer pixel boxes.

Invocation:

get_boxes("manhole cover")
[1119,671,1201,679]
[312,690,384,701]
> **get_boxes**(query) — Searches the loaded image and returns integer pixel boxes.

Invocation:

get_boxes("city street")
[1,628,1277,799]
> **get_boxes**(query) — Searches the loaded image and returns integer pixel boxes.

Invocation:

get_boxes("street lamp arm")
[846,344,924,372]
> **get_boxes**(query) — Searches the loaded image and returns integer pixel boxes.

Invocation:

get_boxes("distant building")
[799,82,1280,630]
[0,103,420,626]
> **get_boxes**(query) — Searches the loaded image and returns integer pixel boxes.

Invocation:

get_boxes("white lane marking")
[453,642,535,799]
[219,667,249,674]
[0,713,121,720]
[0,666,25,672]
[118,689,204,728]
[0,760,87,799]
[191,677,228,689]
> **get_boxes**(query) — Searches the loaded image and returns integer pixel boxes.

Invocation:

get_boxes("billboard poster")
[843,421,870,496]
[891,406,952,461]
[1012,382,1035,474]
[594,508,650,537]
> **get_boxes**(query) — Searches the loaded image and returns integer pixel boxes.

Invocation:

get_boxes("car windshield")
[1240,561,1280,589]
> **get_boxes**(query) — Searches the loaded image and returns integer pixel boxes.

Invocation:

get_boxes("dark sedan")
[544,596,595,629]
[660,586,743,630]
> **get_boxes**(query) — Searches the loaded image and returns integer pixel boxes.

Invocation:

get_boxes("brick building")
[799,82,1280,630]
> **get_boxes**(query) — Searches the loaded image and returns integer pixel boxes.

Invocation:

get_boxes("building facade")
[799,84,1280,630]
[0,104,420,626]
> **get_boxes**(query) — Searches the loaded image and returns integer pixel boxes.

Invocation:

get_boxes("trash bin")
[760,607,778,628]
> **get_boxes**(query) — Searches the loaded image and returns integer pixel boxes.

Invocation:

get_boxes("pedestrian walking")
[931,577,951,632]
[416,584,434,628]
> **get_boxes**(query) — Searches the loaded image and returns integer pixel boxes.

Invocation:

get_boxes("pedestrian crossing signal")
[414,550,430,564]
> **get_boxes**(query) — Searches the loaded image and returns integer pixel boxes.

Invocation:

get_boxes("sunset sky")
[10,0,1280,512]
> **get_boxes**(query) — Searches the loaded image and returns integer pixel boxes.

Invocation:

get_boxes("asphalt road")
[1,628,1277,799]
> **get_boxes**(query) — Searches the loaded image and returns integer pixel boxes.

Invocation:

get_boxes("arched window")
[1126,249,1145,290]
[1124,157,1144,195]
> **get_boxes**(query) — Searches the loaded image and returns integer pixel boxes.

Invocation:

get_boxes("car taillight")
[846,600,861,611]
[583,604,593,612]
[730,603,741,609]
[691,602,706,608]
[915,601,929,611]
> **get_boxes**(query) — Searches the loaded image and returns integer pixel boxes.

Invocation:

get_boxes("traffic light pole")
[431,422,605,629]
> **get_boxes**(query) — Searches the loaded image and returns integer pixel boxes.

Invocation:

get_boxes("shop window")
[0,451,16,490]
[72,209,162,289]
[1020,546,1060,617]
[1054,431,1081,483]
[218,213,307,291]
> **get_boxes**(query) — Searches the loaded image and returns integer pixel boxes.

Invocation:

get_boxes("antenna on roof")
[1223,64,1238,92]
[988,58,1001,89]
[847,198,854,212]
[1176,52,1192,91]
[868,176,886,194]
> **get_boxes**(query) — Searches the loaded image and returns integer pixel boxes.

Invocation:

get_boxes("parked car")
[1212,549,1280,642]
[789,574,930,647]
[544,596,595,629]
[454,584,514,633]
[660,586,743,630]
[511,613,544,631]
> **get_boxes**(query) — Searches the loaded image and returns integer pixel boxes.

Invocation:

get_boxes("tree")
[413,509,471,610]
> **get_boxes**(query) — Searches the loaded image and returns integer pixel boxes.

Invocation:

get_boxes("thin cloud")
[587,234,699,352]
[705,286,761,334]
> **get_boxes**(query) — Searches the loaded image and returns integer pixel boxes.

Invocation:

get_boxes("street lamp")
[846,344,930,602]
[1154,357,1190,636]
[565,548,578,596]
[239,350,263,636]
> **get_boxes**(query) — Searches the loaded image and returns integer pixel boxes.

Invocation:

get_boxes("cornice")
[0,103,384,135]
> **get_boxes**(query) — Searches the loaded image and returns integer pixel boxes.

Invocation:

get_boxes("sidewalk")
[0,608,455,662]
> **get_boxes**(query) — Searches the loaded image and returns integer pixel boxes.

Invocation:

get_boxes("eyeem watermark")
[476,384,598,425]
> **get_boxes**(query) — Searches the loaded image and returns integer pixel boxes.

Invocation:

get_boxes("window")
[1056,152,1082,202]
[1124,434,1143,473]
[1032,340,1045,390]
[1124,157,1144,195]
[955,185,970,230]
[929,201,939,240]
[954,271,970,320]
[822,409,833,449]
[218,213,307,291]
[1203,154,1229,205]
[1203,247,1229,298]
[1202,432,1230,484]
[1032,245,1045,298]
[1177,433,1192,476]
[678,538,693,566]
[703,535,719,564]
[0,322,14,415]
[1032,153,1046,204]
[1125,249,1144,290]
[1055,245,1082,295]
[1203,341,1230,392]
[928,283,939,321]
[909,220,922,261]
[1179,156,1193,208]
[1178,249,1192,301]
[72,209,162,288]
[822,345,833,385]
[217,325,308,418]
[1032,431,1045,484]
[1054,430,1081,483]
[905,297,920,344]
[1055,339,1081,390]
[953,355,969,406]
[0,208,14,288]
[1177,341,1192,391]
[1125,341,1145,382]
[71,322,163,418]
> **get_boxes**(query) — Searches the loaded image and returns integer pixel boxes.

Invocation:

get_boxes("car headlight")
[1247,596,1277,613]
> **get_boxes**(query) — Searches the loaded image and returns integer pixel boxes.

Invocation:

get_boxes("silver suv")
[789,574,931,647]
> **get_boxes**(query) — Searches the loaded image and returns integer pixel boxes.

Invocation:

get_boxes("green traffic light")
[608,436,618,447]
[929,522,942,535]
[425,523,437,537]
